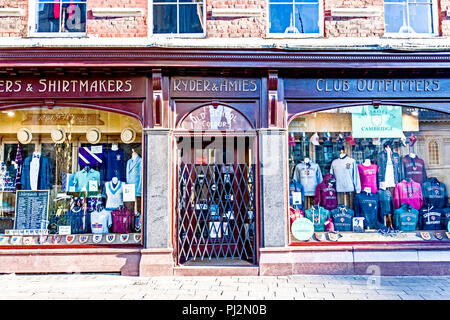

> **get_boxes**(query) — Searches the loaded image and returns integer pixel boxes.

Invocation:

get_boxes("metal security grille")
[177,163,256,265]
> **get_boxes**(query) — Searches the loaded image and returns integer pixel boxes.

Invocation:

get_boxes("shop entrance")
[175,133,256,265]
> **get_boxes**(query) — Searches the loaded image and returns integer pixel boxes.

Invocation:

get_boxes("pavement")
[0,273,448,300]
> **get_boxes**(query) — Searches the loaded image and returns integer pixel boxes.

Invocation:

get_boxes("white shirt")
[90,210,112,234]
[30,152,40,190]
[384,148,395,188]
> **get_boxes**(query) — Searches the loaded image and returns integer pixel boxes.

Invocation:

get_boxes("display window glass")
[0,107,143,246]
[288,106,450,243]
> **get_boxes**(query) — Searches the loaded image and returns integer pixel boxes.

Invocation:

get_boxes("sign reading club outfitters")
[284,78,447,98]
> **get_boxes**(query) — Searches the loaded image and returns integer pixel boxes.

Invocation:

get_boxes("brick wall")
[0,1,28,37]
[324,0,384,37]
[86,0,147,38]
[441,0,450,36]
[206,0,266,38]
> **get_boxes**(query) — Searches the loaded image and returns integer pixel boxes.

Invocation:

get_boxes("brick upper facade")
[0,0,448,39]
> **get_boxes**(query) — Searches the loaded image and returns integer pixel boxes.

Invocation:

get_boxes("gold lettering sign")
[21,114,105,126]
[173,79,258,93]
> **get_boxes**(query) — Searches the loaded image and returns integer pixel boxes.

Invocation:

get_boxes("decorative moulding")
[0,8,24,17]
[91,8,144,18]
[211,8,261,18]
[330,7,382,18]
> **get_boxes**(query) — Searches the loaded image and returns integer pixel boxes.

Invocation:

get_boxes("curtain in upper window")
[384,0,437,34]
[36,0,87,34]
[153,0,204,35]
[269,0,322,35]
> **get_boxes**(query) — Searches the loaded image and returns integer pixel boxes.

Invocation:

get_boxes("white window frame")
[383,0,439,38]
[149,0,206,38]
[28,0,87,38]
[266,0,324,38]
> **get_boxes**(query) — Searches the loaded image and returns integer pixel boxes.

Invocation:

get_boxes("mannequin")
[331,149,361,209]
[104,176,124,210]
[126,148,142,218]
[363,159,371,166]
[21,142,52,190]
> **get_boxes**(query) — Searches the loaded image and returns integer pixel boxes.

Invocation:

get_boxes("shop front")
[259,76,450,276]
[0,75,148,275]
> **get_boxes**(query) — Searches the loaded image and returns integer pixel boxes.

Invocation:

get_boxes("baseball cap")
[410,133,417,147]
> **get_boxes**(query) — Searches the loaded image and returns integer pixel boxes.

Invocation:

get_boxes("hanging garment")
[402,155,427,184]
[91,209,112,234]
[419,206,443,231]
[330,156,361,193]
[330,204,354,231]
[393,203,419,231]
[126,155,142,197]
[111,206,134,233]
[292,161,323,196]
[314,173,338,211]
[421,177,448,209]
[393,179,423,210]
[354,191,380,229]
[304,205,331,232]
[104,180,124,210]
[21,154,52,190]
[377,149,402,186]
[73,167,100,192]
[358,163,379,193]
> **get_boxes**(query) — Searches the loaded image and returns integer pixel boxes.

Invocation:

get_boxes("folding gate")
[176,137,257,265]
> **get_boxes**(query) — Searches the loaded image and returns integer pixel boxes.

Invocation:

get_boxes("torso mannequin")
[363,159,371,166]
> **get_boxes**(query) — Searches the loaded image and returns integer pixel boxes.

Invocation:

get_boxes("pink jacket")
[393,180,423,210]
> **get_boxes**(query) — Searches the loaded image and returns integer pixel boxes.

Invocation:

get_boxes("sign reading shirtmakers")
[0,78,146,98]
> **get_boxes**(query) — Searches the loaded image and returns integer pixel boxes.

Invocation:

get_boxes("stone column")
[258,128,293,275]
[139,128,174,276]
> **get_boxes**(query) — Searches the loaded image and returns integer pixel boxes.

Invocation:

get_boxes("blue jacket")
[20,155,52,190]
[422,177,448,209]
[377,188,394,216]
[126,155,142,197]
[331,205,354,231]
[419,206,443,231]
[394,203,419,231]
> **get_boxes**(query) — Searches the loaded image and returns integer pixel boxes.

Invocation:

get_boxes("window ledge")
[91,8,144,18]
[0,8,24,17]
[265,34,324,39]
[330,7,382,18]
[382,33,440,39]
[211,8,261,18]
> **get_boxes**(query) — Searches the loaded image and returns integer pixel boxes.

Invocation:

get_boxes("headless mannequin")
[363,159,371,166]
[337,149,352,207]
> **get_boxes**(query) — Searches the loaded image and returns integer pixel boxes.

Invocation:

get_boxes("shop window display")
[0,107,143,246]
[288,106,450,243]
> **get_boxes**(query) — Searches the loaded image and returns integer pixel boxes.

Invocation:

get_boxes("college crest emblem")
[0,236,8,244]
[51,235,62,244]
[133,234,142,243]
[420,232,431,240]
[345,163,351,169]
[37,235,48,244]
[92,235,102,243]
[106,234,116,243]
[10,236,22,245]
[328,232,339,242]
[434,232,443,240]
[23,236,34,245]
[78,235,88,244]
[446,232,450,240]
[120,234,129,243]
[314,232,326,242]
[65,235,75,244]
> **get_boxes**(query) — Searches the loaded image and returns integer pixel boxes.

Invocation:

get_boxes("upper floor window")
[268,0,323,36]
[152,0,205,35]
[384,0,438,35]
[35,0,87,35]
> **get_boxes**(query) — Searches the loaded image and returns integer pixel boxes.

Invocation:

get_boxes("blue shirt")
[126,155,142,197]
[331,205,354,231]
[419,206,443,231]
[354,192,379,229]
[289,179,304,210]
[422,177,448,209]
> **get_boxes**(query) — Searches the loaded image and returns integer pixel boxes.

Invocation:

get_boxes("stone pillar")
[258,128,288,248]
[139,128,174,276]
[258,128,293,275]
